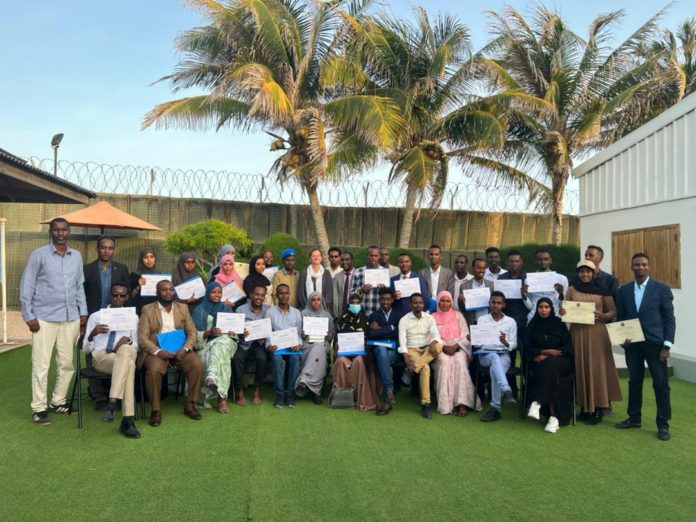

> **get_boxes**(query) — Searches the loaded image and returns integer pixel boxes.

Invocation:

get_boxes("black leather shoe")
[657,428,671,441]
[585,409,604,425]
[148,411,161,427]
[376,401,393,416]
[615,418,641,429]
[421,404,433,419]
[480,408,501,422]
[120,419,141,439]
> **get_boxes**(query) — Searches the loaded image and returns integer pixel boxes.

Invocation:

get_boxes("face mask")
[348,304,362,314]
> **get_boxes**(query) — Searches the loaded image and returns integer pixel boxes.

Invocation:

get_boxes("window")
[611,224,681,288]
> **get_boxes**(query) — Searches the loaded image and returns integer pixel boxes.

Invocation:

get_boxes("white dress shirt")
[398,312,442,354]
[158,302,176,333]
[484,267,508,283]
[475,313,517,352]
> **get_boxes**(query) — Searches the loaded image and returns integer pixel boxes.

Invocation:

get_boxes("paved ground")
[0,311,31,353]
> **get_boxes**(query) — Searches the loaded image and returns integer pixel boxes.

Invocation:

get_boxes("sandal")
[217,399,230,414]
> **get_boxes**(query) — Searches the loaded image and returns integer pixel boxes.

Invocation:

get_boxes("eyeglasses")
[111,293,128,298]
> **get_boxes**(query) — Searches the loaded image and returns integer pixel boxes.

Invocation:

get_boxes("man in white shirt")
[333,251,355,318]
[420,244,455,298]
[398,293,442,419]
[525,249,568,323]
[328,247,343,278]
[83,283,140,438]
[476,291,517,422]
[484,247,508,282]
[452,254,474,313]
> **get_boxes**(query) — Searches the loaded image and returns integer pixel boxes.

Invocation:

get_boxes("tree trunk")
[398,187,418,248]
[307,185,331,256]
[550,168,569,246]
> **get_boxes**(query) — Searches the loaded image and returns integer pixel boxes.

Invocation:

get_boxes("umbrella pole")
[1,218,7,344]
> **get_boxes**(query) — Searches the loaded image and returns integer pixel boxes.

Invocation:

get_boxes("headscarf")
[573,262,610,296]
[243,255,270,297]
[302,291,334,339]
[171,252,197,286]
[432,291,461,340]
[215,254,243,288]
[209,244,237,277]
[192,282,233,331]
[136,247,158,275]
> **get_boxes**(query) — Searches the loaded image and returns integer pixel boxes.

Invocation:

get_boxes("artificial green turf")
[1,345,695,521]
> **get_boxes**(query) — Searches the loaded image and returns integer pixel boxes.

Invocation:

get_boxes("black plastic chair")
[471,351,521,413]
[69,336,114,428]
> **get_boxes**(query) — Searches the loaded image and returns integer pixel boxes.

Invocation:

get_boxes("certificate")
[175,276,206,300]
[470,324,503,347]
[141,274,171,296]
[561,301,596,325]
[337,332,366,356]
[462,287,491,310]
[364,268,390,287]
[244,318,272,341]
[270,327,300,349]
[263,266,279,280]
[216,312,246,334]
[606,319,645,346]
[303,316,329,336]
[222,282,246,303]
[100,307,137,331]
[494,279,522,299]
[394,277,420,298]
[526,272,557,293]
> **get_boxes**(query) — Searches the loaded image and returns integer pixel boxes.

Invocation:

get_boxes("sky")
[0,0,691,184]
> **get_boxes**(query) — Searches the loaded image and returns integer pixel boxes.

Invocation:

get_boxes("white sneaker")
[527,401,541,420]
[544,416,560,433]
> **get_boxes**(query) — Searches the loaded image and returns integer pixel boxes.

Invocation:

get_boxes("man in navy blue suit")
[615,253,676,441]
[390,253,430,320]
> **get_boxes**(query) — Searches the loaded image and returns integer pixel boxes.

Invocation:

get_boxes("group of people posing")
[20,218,676,442]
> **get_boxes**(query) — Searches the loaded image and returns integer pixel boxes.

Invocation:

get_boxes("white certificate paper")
[494,279,522,299]
[561,301,596,325]
[337,332,365,354]
[263,266,279,280]
[394,277,421,298]
[364,269,390,287]
[222,282,246,303]
[462,287,491,310]
[244,318,272,341]
[175,276,206,300]
[270,327,300,349]
[606,319,645,346]
[141,274,171,297]
[216,312,246,334]
[470,324,504,347]
[303,316,329,336]
[100,307,137,331]
[526,272,557,293]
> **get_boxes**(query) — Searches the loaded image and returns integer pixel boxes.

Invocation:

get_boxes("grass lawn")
[1,345,695,521]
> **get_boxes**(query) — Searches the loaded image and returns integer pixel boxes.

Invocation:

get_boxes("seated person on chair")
[83,283,140,438]
[475,291,518,423]
[138,280,202,427]
[397,293,442,420]
[367,287,400,416]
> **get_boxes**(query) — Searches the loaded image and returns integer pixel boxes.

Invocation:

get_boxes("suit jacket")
[297,268,334,313]
[83,260,131,315]
[332,270,355,318]
[420,266,455,297]
[390,272,430,320]
[137,301,197,367]
[459,278,494,325]
[616,279,676,347]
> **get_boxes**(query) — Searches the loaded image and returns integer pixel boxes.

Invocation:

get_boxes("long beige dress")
[566,287,622,412]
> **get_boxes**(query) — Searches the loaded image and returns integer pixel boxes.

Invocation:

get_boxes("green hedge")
[259,233,309,269]
[500,243,580,279]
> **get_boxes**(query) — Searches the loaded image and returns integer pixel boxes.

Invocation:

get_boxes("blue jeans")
[479,352,511,410]
[373,346,399,392]
[272,354,300,397]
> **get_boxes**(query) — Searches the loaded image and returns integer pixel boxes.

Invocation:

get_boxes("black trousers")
[625,341,671,429]
[232,344,269,389]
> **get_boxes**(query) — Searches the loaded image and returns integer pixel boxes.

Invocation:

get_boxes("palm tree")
[474,5,667,244]
[143,0,402,255]
[326,8,505,248]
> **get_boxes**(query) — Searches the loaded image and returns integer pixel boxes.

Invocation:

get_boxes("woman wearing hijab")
[129,247,158,315]
[561,260,621,425]
[193,282,239,414]
[215,253,245,310]
[243,256,272,305]
[432,291,478,416]
[525,297,574,433]
[295,291,334,404]
[209,244,236,282]
[172,252,203,311]
[297,248,333,312]
[332,294,381,411]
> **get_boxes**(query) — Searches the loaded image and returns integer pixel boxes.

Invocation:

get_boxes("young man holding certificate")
[525,249,568,323]
[83,283,140,438]
[264,284,303,408]
[138,280,202,427]
[390,253,430,321]
[460,259,494,326]
[475,292,518,422]
[615,253,676,441]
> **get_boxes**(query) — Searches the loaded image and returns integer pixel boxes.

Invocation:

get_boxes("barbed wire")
[32,158,579,215]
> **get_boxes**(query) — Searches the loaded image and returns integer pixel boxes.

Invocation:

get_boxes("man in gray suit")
[332,251,354,318]
[420,244,455,298]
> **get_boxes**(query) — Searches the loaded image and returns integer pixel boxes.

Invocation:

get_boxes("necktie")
[106,331,116,353]
[343,272,351,306]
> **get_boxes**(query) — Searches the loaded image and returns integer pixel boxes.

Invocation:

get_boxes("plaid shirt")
[349,267,382,316]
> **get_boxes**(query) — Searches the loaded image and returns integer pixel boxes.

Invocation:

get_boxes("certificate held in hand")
[364,269,390,287]
[606,319,645,346]
[175,276,206,300]
[271,327,301,355]
[244,318,272,341]
[525,272,557,293]
[141,274,171,297]
[216,312,246,334]
[303,316,329,337]
[561,301,595,325]
[99,307,138,331]
[494,279,522,299]
[462,287,491,310]
[470,324,504,348]
[222,282,246,304]
[337,332,366,357]
[394,277,420,299]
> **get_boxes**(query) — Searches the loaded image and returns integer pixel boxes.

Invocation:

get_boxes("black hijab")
[243,255,271,297]
[573,266,610,296]
[528,297,564,333]
[172,252,198,286]
[136,247,158,275]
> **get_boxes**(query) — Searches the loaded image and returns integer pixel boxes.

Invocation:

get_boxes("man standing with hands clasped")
[615,253,676,441]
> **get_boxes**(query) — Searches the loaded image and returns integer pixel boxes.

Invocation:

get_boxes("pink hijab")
[432,291,461,340]
[215,254,243,288]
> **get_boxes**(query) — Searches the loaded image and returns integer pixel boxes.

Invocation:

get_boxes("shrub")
[259,233,308,269]
[500,243,580,279]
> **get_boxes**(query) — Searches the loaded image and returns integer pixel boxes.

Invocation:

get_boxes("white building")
[572,92,696,382]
